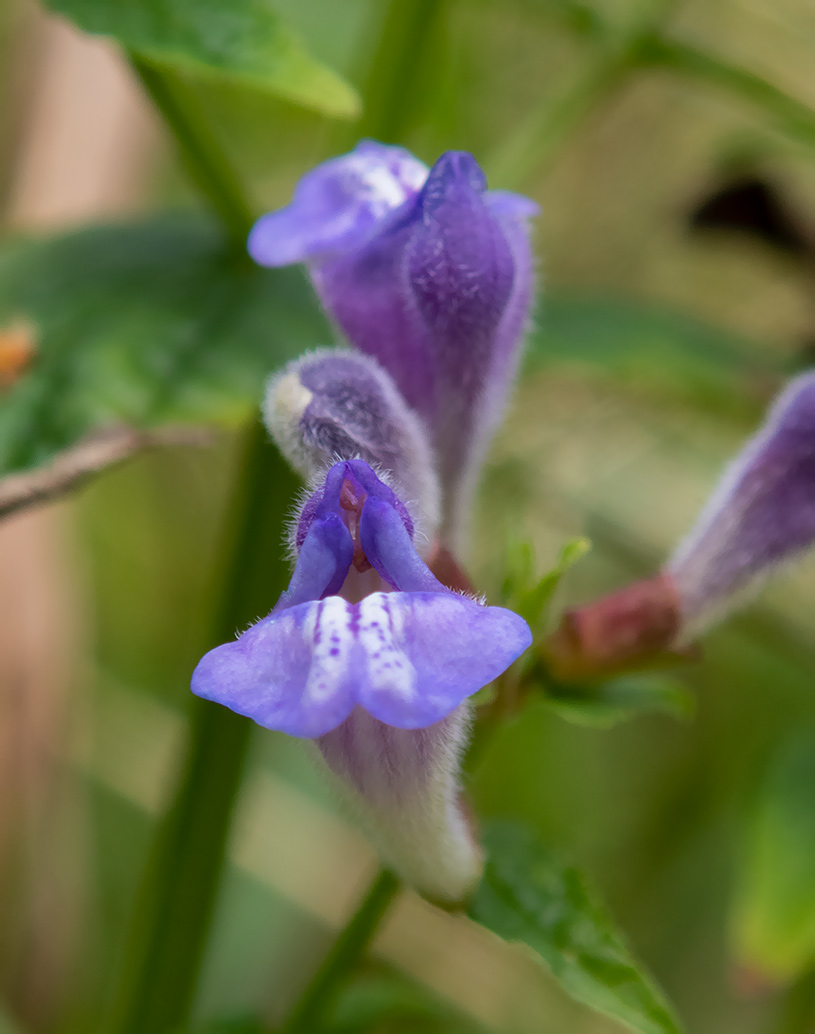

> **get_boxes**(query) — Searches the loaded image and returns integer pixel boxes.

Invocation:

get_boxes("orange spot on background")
[0,321,37,387]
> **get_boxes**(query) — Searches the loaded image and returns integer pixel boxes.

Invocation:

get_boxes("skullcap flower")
[249,140,538,546]
[668,372,815,637]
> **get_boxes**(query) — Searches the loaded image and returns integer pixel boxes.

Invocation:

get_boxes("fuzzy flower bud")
[264,348,440,543]
[248,140,538,546]
[668,372,815,637]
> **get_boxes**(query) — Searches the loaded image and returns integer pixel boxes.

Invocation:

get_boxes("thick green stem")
[484,0,679,190]
[638,36,815,149]
[282,870,401,1034]
[104,53,278,1034]
[130,54,255,250]
[355,0,444,143]
[510,0,815,156]
[107,420,299,1034]
[484,53,632,190]
[773,970,815,1034]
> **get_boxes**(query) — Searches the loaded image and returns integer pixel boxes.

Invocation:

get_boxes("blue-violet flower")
[248,140,538,546]
[668,371,815,636]
[193,457,531,900]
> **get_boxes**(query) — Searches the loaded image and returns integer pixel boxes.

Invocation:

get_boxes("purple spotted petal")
[352,591,532,728]
[192,597,358,738]
[192,589,531,737]
[668,372,815,632]
[248,140,427,266]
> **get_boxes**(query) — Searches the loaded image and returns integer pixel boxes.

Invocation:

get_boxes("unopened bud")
[668,372,815,637]
[264,349,440,540]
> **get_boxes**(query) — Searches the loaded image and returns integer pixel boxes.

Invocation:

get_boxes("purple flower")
[264,348,440,537]
[249,140,538,546]
[668,372,815,635]
[193,459,529,737]
[193,452,531,901]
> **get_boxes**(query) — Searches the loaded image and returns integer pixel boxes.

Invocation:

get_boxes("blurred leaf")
[43,0,360,117]
[469,821,683,1034]
[0,1006,21,1034]
[501,536,591,633]
[543,673,695,728]
[186,1018,264,1034]
[326,972,480,1033]
[527,294,781,411]
[732,730,815,984]
[0,215,330,481]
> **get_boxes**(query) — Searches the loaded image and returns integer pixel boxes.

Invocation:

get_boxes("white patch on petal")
[303,597,354,706]
[342,154,428,219]
[358,593,417,702]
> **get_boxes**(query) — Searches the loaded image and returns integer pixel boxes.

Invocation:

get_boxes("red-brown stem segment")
[541,573,695,683]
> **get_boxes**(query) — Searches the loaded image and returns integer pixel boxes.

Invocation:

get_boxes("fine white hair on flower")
[264,347,440,556]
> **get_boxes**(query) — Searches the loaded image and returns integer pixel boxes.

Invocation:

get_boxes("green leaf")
[731,730,815,984]
[526,294,782,413]
[469,821,683,1034]
[0,1005,21,1034]
[42,0,360,117]
[501,536,591,633]
[544,673,695,728]
[0,215,330,482]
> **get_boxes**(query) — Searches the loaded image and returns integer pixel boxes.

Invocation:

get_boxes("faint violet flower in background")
[668,371,815,637]
[193,352,531,903]
[545,372,815,682]
[249,140,538,547]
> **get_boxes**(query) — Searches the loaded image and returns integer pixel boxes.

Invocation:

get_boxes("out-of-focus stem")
[108,420,299,1034]
[774,970,815,1034]
[354,0,444,143]
[282,869,401,1033]
[505,0,815,160]
[638,36,815,150]
[108,55,282,1034]
[130,54,255,251]
[484,51,633,189]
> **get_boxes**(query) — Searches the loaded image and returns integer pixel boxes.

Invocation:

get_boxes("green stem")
[107,421,299,1034]
[773,970,815,1034]
[355,0,444,142]
[130,54,255,250]
[510,0,815,155]
[483,0,680,190]
[638,35,815,149]
[282,870,401,1034]
[484,52,632,190]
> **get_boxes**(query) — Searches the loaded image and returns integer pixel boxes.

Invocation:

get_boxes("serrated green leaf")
[544,673,695,728]
[469,821,683,1034]
[731,730,815,983]
[43,0,360,117]
[0,215,330,480]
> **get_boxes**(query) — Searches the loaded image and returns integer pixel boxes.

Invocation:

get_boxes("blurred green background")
[2,0,815,1032]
